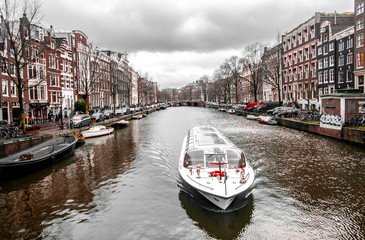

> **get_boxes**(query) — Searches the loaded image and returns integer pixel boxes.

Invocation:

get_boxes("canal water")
[0,107,364,240]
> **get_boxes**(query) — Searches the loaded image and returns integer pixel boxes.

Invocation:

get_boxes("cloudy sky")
[42,0,353,89]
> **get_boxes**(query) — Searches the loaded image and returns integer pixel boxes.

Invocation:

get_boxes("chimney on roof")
[334,10,337,25]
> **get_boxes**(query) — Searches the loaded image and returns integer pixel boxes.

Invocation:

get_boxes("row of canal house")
[281,12,355,110]
[280,1,365,110]
[0,17,157,124]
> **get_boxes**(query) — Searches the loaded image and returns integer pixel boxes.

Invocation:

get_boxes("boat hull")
[82,128,114,138]
[178,127,255,210]
[0,135,77,180]
[112,120,129,128]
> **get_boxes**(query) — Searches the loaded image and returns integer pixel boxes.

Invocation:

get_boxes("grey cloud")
[43,0,352,53]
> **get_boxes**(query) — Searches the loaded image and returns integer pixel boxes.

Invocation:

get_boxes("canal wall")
[276,118,365,145]
[0,108,158,158]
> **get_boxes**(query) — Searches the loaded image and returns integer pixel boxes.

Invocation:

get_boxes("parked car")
[268,107,301,118]
[121,107,130,115]
[92,111,104,122]
[102,110,114,119]
[245,102,263,111]
[71,114,91,128]
[257,101,281,113]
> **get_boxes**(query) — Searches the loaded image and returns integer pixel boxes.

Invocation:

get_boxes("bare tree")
[225,56,243,104]
[0,0,45,131]
[198,74,209,101]
[213,63,232,103]
[241,42,266,103]
[260,43,282,105]
[77,43,102,114]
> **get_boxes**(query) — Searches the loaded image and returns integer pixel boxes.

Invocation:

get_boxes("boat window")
[227,150,246,169]
[197,126,215,133]
[206,154,227,168]
[198,133,225,146]
[183,150,204,167]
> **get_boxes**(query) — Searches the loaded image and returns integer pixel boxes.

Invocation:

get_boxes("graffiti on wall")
[320,114,343,130]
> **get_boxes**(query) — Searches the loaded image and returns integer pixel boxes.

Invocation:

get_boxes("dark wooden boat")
[0,135,77,180]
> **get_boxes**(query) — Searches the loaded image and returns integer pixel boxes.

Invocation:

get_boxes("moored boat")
[132,114,143,119]
[76,133,85,147]
[82,125,114,138]
[227,109,236,114]
[246,115,259,120]
[258,116,278,125]
[0,135,77,180]
[179,125,255,210]
[112,119,129,128]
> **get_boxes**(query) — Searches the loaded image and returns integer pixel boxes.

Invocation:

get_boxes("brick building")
[282,12,354,110]
[354,0,365,93]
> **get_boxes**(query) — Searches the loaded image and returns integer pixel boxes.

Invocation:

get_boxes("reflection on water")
[179,190,254,240]
[0,107,364,239]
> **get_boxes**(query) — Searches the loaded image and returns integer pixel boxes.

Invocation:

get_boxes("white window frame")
[357,2,364,15]
[2,80,8,96]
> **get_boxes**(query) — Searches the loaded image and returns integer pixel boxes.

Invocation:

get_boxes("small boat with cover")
[0,135,77,179]
[112,119,129,128]
[82,125,114,138]
[179,125,255,210]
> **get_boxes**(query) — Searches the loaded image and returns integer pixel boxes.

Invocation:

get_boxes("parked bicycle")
[57,121,67,130]
[345,114,365,127]
[299,111,321,121]
[0,123,24,139]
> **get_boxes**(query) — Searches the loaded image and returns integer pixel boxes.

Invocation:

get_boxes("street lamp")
[59,95,64,129]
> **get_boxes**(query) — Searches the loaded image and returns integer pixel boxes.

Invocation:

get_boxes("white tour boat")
[82,125,114,138]
[179,125,255,210]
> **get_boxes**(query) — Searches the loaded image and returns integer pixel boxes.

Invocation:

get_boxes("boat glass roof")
[198,133,226,146]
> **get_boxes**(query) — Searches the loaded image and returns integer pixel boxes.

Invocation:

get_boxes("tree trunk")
[17,85,26,133]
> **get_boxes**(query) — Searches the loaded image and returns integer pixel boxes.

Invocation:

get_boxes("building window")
[318,59,323,69]
[29,87,33,100]
[28,65,36,79]
[318,47,322,55]
[357,52,364,68]
[40,86,45,99]
[329,69,335,83]
[347,38,353,48]
[324,87,329,95]
[10,64,15,75]
[329,56,335,66]
[2,80,8,96]
[338,55,344,66]
[357,17,364,31]
[329,43,335,51]
[324,58,328,68]
[346,70,352,82]
[52,92,57,103]
[324,70,328,83]
[10,81,16,96]
[29,86,38,100]
[1,62,6,74]
[357,2,364,15]
[347,53,353,64]
[338,41,345,51]
[324,33,328,42]
[357,33,364,48]
[323,45,328,55]
[318,72,323,84]
[338,71,345,83]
